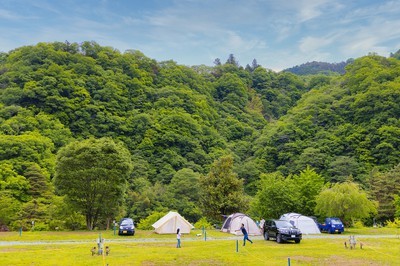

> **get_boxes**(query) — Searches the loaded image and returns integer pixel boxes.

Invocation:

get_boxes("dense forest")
[0,41,399,231]
[284,60,352,75]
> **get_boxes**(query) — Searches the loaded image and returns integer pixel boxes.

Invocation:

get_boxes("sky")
[1,0,400,71]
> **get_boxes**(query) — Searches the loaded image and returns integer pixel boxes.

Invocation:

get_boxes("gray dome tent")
[221,213,261,236]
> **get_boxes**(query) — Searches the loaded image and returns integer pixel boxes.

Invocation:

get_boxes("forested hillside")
[0,42,399,231]
[284,60,351,75]
[255,55,400,181]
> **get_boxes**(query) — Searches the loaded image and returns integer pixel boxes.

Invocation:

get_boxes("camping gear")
[221,213,261,236]
[152,211,194,234]
[279,213,321,234]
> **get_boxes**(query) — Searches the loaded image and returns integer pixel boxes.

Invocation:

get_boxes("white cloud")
[299,36,332,53]
[297,0,330,22]
[2,0,400,70]
[0,8,30,20]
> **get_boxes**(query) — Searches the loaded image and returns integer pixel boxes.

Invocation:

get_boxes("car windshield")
[330,219,342,224]
[121,219,133,226]
[275,221,294,228]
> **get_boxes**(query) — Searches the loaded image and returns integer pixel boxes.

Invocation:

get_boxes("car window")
[275,220,293,228]
[121,219,133,226]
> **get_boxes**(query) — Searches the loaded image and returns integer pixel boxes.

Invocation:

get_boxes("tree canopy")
[54,137,132,229]
[314,182,378,225]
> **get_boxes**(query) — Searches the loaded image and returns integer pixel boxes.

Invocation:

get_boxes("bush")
[64,212,86,230]
[137,211,166,230]
[352,220,364,228]
[385,218,400,228]
[194,217,213,230]
[32,221,49,231]
[47,219,66,231]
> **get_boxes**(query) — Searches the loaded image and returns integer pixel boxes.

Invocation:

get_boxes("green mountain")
[255,54,400,184]
[284,60,352,75]
[0,42,399,229]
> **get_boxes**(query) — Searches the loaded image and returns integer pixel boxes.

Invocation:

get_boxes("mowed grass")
[0,229,399,265]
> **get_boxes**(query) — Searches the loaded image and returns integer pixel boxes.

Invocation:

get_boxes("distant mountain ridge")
[284,60,353,75]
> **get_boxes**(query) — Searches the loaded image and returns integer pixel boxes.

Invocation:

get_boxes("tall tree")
[213,58,221,66]
[24,164,51,198]
[199,155,248,222]
[315,182,377,225]
[292,166,325,216]
[167,168,202,222]
[251,172,300,219]
[369,164,400,222]
[226,54,239,67]
[54,137,132,230]
[251,59,259,71]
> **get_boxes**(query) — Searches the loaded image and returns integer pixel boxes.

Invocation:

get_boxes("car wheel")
[276,233,282,243]
[338,231,342,234]
[295,239,300,244]
[264,232,269,241]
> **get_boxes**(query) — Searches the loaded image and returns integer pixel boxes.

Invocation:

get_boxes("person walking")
[239,223,253,246]
[176,228,182,248]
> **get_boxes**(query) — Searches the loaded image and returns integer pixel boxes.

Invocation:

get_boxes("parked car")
[263,219,302,244]
[318,217,344,234]
[118,218,135,236]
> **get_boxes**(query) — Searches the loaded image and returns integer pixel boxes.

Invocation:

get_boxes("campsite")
[0,227,398,265]
[1,15,400,266]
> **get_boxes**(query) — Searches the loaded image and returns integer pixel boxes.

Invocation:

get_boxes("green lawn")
[0,228,399,265]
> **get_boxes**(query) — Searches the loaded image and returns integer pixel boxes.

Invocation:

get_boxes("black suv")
[263,219,302,244]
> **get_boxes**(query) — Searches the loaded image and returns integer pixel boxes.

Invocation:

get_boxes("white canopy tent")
[152,211,194,234]
[221,213,261,236]
[279,213,321,234]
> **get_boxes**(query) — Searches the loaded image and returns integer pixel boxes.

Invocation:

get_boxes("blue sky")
[1,0,400,71]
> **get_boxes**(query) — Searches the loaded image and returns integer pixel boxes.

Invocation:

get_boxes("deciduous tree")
[315,182,377,225]
[54,137,132,230]
[199,155,248,222]
[251,172,300,219]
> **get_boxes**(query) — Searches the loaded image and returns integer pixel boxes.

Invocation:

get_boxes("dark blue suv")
[118,218,135,236]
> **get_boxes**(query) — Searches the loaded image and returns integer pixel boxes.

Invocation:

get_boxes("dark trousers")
[243,234,253,245]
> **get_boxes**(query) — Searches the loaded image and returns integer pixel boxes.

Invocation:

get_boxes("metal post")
[204,231,207,241]
[19,227,22,236]
[288,257,291,266]
[97,233,103,255]
[236,240,238,252]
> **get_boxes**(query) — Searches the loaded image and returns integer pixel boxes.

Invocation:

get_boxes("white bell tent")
[152,211,194,234]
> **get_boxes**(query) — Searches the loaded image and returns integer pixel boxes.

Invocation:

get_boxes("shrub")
[138,211,166,230]
[194,217,213,230]
[352,220,364,228]
[32,221,49,231]
[64,212,86,230]
[385,218,400,228]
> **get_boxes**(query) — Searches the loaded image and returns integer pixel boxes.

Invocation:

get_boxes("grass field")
[0,228,399,265]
